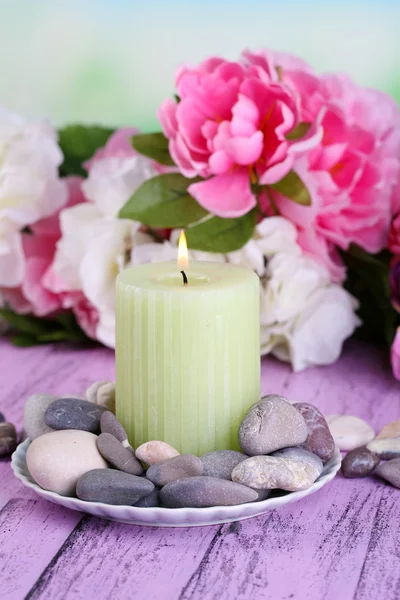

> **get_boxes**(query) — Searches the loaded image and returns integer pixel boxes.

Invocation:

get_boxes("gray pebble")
[24,393,57,440]
[146,454,203,487]
[0,412,5,423]
[100,412,132,449]
[97,433,143,475]
[133,488,160,508]
[76,469,154,505]
[232,455,320,492]
[0,422,17,457]
[45,398,107,433]
[160,476,258,508]
[374,458,400,488]
[342,447,380,478]
[239,395,308,456]
[200,450,248,480]
[271,447,323,477]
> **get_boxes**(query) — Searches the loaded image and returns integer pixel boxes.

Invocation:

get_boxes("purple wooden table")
[0,338,399,600]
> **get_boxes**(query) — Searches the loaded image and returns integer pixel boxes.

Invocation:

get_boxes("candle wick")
[180,270,188,286]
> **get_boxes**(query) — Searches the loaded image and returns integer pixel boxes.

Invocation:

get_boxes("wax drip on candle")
[180,270,188,286]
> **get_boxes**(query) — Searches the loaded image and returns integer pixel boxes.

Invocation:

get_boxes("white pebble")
[326,415,375,451]
[26,430,108,496]
[135,441,180,465]
[86,381,115,412]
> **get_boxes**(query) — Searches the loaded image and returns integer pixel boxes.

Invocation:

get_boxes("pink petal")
[21,257,61,316]
[158,98,179,139]
[188,170,256,218]
[224,131,263,165]
[209,150,234,174]
[259,154,294,185]
[176,98,208,153]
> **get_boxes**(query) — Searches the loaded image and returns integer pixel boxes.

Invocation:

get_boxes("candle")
[115,233,260,455]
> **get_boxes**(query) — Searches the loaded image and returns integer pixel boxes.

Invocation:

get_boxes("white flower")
[0,108,66,286]
[51,202,152,347]
[82,154,157,218]
[270,286,361,371]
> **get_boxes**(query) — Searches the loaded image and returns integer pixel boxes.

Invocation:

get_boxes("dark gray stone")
[374,458,400,488]
[239,395,308,456]
[272,446,323,476]
[200,450,248,480]
[293,402,335,463]
[97,433,143,475]
[342,447,380,478]
[160,476,258,508]
[146,454,203,486]
[0,422,17,457]
[133,488,160,508]
[76,469,154,505]
[100,412,130,446]
[45,398,107,434]
[0,412,5,423]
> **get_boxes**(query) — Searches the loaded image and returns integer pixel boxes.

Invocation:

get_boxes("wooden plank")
[354,484,400,600]
[26,517,218,600]
[0,498,81,600]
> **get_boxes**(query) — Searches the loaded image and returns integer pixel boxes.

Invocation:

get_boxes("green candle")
[115,251,260,455]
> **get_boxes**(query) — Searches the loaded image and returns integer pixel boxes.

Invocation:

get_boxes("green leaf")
[285,122,312,141]
[58,125,115,176]
[132,132,175,166]
[119,173,208,227]
[269,171,312,206]
[37,330,84,343]
[185,210,257,253]
[342,245,396,347]
[0,309,53,336]
[11,333,41,347]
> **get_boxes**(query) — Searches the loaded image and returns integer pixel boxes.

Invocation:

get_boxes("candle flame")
[178,230,189,269]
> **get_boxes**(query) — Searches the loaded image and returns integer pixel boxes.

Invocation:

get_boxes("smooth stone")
[341,447,380,478]
[86,381,115,413]
[293,403,335,463]
[200,450,248,480]
[146,454,203,486]
[239,395,308,456]
[100,412,133,450]
[366,438,400,460]
[326,415,375,451]
[26,430,108,496]
[160,476,258,508]
[232,455,319,491]
[374,458,400,489]
[24,393,57,440]
[135,441,180,465]
[375,420,400,440]
[271,446,323,477]
[77,469,154,505]
[0,412,5,423]
[45,398,107,434]
[253,488,271,501]
[133,488,160,508]
[0,422,17,457]
[97,433,143,475]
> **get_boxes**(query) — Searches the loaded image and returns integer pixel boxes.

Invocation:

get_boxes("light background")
[1,0,399,131]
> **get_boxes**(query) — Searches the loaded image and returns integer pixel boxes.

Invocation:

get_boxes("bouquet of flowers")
[1,49,400,375]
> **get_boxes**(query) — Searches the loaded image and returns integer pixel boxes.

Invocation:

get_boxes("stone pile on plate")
[16,383,400,507]
[23,390,338,508]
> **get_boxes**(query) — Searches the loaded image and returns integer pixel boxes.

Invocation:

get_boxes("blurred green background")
[1,0,399,131]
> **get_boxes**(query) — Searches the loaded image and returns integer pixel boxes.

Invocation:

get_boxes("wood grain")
[0,338,399,600]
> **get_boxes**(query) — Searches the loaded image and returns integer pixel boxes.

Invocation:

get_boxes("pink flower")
[389,213,400,256]
[2,177,85,317]
[255,50,400,279]
[158,56,321,217]
[391,328,400,380]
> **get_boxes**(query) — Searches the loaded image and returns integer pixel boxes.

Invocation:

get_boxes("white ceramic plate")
[11,439,341,527]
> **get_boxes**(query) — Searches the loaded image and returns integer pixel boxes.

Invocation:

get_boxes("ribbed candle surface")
[116,261,260,455]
